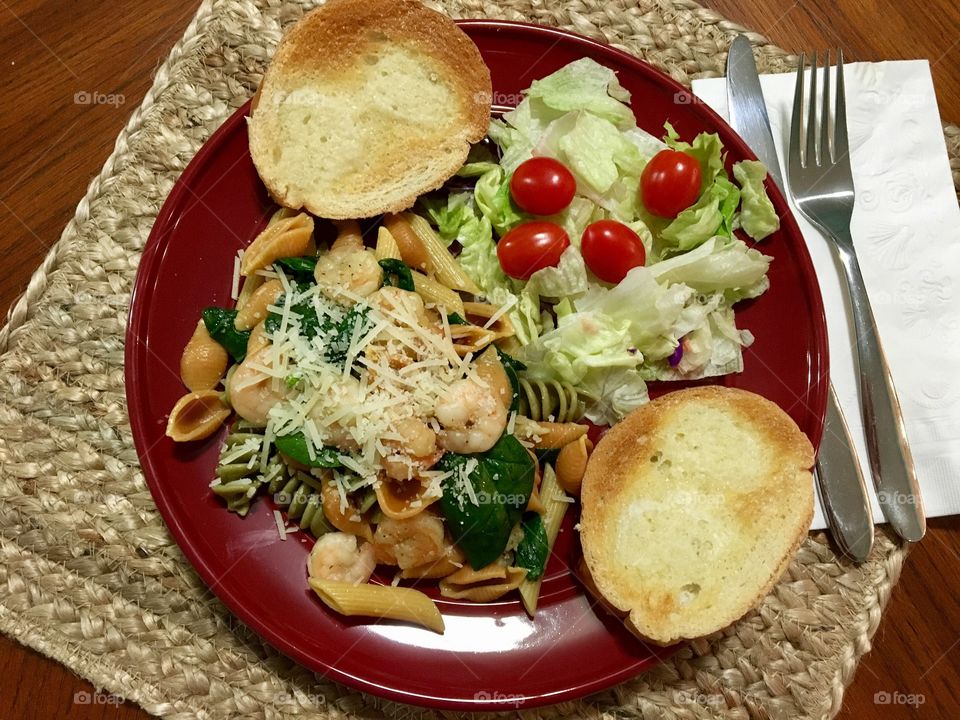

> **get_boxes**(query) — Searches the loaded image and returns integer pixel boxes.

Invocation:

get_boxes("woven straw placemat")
[1,1,958,718]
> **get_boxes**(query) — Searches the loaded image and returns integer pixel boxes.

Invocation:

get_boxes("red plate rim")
[126,19,828,709]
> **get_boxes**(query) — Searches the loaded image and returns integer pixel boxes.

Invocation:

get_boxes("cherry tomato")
[509,157,577,216]
[640,149,702,218]
[580,220,646,284]
[497,221,570,280]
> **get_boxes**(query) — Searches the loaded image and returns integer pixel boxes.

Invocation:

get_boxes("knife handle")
[815,384,874,562]
[833,242,925,542]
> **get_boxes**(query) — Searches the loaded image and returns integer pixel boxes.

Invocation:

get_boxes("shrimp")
[226,346,286,425]
[393,417,438,458]
[433,347,511,453]
[372,513,445,569]
[363,287,442,379]
[434,375,508,453]
[314,220,382,302]
[369,286,434,327]
[307,375,365,452]
[307,532,376,585]
[381,416,441,481]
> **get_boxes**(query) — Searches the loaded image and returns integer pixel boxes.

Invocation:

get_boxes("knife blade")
[726,35,874,561]
[726,36,786,193]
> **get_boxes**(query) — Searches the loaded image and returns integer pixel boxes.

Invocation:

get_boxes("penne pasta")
[449,323,497,357]
[374,226,402,261]
[308,578,445,633]
[496,335,522,355]
[514,417,589,448]
[383,214,430,270]
[524,447,546,514]
[519,465,569,616]
[412,270,465,316]
[463,301,515,340]
[405,213,481,294]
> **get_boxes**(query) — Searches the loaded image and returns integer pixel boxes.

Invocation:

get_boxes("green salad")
[419,58,779,425]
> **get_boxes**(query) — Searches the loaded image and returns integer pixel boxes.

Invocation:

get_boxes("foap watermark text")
[74,90,125,107]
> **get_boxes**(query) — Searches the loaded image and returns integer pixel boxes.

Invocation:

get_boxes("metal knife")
[726,35,874,561]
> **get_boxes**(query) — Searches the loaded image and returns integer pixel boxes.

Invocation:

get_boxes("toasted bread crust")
[580,386,815,646]
[249,0,491,218]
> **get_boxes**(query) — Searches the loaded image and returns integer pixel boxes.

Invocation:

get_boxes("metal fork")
[788,50,925,542]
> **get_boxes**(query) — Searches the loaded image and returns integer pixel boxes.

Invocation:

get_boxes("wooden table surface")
[1,1,958,718]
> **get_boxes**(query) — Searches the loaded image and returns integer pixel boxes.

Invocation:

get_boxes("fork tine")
[790,53,806,170]
[806,50,819,166]
[820,49,832,163]
[834,48,849,160]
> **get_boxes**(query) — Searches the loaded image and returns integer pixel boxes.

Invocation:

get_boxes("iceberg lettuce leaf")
[648,236,771,297]
[525,246,589,299]
[526,58,636,129]
[475,167,525,236]
[733,160,780,241]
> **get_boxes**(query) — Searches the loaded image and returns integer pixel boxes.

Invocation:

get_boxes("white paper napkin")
[692,61,960,530]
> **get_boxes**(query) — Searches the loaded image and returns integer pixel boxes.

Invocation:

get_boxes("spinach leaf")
[378,258,415,291]
[202,307,252,362]
[265,292,370,371]
[274,432,342,468]
[276,256,317,282]
[438,434,536,569]
[495,347,526,412]
[514,512,549,580]
[263,284,330,339]
[324,305,371,368]
[446,312,468,325]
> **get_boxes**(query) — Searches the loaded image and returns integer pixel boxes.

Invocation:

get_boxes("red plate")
[126,21,828,710]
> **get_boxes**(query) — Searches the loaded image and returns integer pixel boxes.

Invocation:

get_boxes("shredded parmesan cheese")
[230,254,241,300]
[483,294,517,329]
[259,281,486,484]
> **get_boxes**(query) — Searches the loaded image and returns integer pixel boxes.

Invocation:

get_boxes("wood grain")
[0,1,958,719]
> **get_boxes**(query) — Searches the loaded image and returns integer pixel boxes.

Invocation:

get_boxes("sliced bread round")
[579,386,815,646]
[248,0,491,219]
